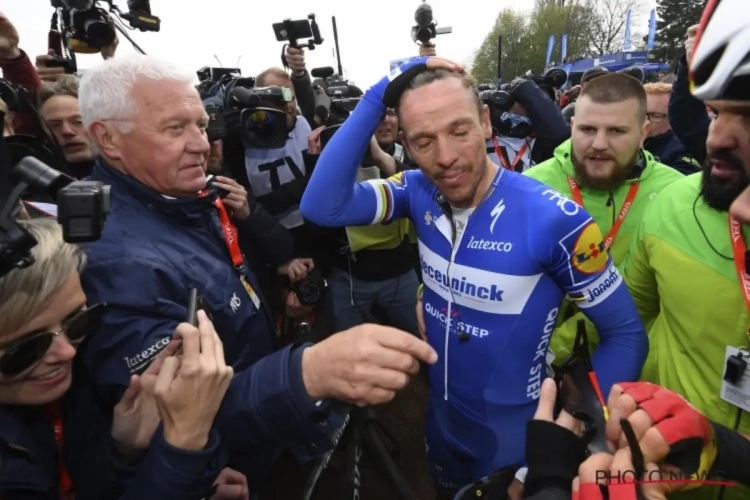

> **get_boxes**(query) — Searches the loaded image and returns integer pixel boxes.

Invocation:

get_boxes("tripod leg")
[363,422,418,500]
[340,412,364,500]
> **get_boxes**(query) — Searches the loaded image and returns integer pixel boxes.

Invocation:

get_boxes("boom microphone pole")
[496,35,503,84]
[332,16,343,76]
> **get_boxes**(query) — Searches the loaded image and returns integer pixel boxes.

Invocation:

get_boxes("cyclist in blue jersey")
[300,57,648,494]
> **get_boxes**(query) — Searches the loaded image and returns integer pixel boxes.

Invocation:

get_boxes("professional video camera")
[480,67,568,118]
[0,80,33,113]
[310,67,363,148]
[411,0,452,45]
[224,83,294,150]
[50,0,159,56]
[0,148,110,278]
[272,14,324,70]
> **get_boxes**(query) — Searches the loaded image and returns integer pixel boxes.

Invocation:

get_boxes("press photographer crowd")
[1,0,750,498]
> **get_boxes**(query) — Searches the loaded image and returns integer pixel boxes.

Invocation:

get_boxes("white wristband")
[514,467,528,484]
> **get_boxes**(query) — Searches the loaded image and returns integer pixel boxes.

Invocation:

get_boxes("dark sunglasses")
[0,303,108,377]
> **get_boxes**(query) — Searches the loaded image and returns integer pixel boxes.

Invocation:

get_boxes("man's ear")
[89,121,122,161]
[482,103,492,139]
[640,119,650,148]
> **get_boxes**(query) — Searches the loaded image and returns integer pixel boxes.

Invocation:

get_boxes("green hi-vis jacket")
[524,140,683,363]
[622,173,750,500]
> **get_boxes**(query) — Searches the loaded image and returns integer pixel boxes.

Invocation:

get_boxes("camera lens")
[84,18,116,47]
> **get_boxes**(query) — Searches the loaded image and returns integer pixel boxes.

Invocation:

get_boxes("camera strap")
[44,402,75,500]
[199,190,262,309]
[567,177,639,251]
[492,135,528,172]
[730,215,750,342]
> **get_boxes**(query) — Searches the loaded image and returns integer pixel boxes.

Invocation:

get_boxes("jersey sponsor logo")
[417,243,543,314]
[124,336,171,374]
[424,211,434,226]
[571,222,608,274]
[489,199,506,234]
[466,235,513,252]
[424,302,490,338]
[568,264,622,309]
[388,171,405,185]
[542,189,580,216]
[526,306,559,399]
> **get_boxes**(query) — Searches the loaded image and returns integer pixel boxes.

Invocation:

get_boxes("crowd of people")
[0,0,749,498]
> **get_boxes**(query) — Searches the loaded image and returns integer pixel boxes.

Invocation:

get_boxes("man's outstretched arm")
[542,206,648,396]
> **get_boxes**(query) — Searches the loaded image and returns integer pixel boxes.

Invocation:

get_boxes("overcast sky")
[4,0,656,86]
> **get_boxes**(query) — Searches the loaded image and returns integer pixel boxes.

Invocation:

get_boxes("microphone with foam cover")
[311,67,335,79]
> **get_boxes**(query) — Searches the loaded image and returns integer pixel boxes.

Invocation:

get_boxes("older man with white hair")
[76,54,438,489]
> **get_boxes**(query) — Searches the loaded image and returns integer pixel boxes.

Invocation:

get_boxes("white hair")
[79,54,198,133]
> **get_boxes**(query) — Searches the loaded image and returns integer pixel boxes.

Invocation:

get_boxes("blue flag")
[647,9,657,50]
[546,35,555,67]
[624,9,632,51]
[561,33,568,62]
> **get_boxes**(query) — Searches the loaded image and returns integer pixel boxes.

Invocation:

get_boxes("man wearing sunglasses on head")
[0,219,238,499]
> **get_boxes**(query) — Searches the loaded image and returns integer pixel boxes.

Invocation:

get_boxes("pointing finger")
[373,326,438,364]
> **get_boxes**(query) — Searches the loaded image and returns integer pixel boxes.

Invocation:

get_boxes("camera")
[411,1,452,45]
[291,266,329,306]
[273,13,324,50]
[0,80,32,113]
[309,67,363,149]
[226,84,293,150]
[51,0,160,53]
[0,152,110,278]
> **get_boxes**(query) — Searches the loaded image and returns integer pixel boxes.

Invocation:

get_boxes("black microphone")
[311,66,335,79]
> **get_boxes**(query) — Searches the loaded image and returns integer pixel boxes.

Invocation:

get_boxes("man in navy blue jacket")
[76,54,439,490]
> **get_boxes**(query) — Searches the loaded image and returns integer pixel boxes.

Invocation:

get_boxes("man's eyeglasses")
[0,303,108,377]
[646,112,667,123]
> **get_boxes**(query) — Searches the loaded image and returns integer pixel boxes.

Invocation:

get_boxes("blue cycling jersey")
[300,87,648,487]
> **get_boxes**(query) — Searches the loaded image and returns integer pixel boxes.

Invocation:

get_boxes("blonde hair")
[0,97,14,136]
[0,219,86,335]
[643,83,673,96]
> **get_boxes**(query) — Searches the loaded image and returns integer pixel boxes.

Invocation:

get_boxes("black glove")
[523,420,588,497]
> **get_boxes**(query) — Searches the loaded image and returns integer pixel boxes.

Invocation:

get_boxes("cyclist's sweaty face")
[702,101,750,213]
[571,95,648,190]
[399,78,492,208]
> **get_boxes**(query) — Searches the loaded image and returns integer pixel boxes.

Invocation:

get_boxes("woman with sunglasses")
[0,218,233,499]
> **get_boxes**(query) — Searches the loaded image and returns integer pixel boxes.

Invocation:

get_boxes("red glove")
[606,382,717,491]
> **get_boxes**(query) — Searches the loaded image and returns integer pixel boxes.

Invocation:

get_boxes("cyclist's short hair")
[579,73,647,123]
[396,69,482,121]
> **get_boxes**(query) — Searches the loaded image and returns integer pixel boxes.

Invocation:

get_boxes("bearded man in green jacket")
[524,73,683,362]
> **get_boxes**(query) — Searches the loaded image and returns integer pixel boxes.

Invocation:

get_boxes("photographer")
[0,218,234,499]
[487,76,570,172]
[0,12,43,137]
[223,46,317,248]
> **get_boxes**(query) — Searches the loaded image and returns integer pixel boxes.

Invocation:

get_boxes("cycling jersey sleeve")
[537,201,648,395]
[300,92,412,227]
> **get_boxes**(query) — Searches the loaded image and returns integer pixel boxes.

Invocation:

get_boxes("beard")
[571,147,640,190]
[700,149,750,212]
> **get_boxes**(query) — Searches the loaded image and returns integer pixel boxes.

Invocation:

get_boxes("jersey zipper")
[443,211,470,401]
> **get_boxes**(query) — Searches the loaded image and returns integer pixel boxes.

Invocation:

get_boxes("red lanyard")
[730,216,750,334]
[44,403,75,499]
[200,191,244,270]
[492,135,529,172]
[567,177,640,251]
